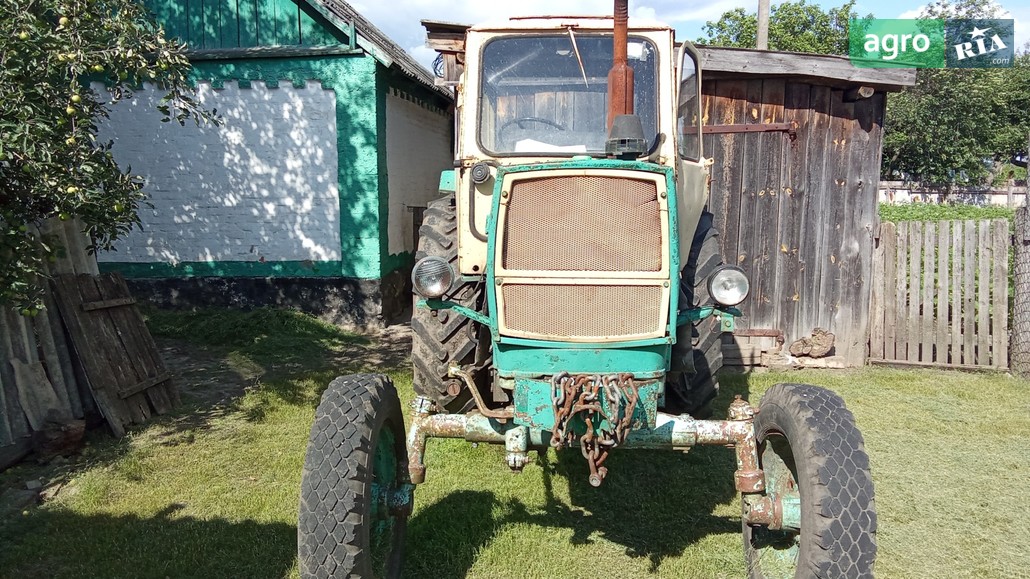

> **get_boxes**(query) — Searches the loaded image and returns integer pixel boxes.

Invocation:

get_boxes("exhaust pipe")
[606,0,633,131]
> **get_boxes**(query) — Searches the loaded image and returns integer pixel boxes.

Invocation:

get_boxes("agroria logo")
[849,18,1013,68]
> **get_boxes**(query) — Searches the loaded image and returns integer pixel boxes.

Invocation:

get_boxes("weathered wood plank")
[734,79,767,330]
[51,276,127,436]
[96,275,176,411]
[776,82,811,346]
[81,297,136,312]
[697,46,917,90]
[963,220,976,364]
[838,91,876,365]
[707,80,749,269]
[869,222,885,360]
[992,220,1009,368]
[921,223,935,362]
[797,85,833,344]
[117,373,172,400]
[823,91,854,359]
[895,222,909,360]
[907,221,922,362]
[951,221,963,363]
[12,359,63,431]
[0,310,31,439]
[936,221,950,364]
[976,221,991,364]
[751,79,786,330]
[42,287,87,417]
[882,222,898,360]
[31,306,74,417]
[83,275,154,422]
[79,275,151,425]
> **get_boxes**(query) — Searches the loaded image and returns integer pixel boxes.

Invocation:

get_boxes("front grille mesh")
[502,284,663,339]
[502,176,662,272]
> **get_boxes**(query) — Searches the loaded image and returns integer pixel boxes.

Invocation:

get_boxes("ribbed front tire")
[744,383,877,578]
[298,374,408,579]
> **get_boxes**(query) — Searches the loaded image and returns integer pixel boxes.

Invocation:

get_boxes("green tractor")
[298,2,876,577]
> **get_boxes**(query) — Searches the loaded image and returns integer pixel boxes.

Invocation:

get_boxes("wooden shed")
[696,47,915,367]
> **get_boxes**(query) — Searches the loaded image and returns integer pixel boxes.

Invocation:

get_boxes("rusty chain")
[550,372,639,486]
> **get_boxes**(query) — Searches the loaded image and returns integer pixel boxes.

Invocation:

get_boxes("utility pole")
[757,0,770,49]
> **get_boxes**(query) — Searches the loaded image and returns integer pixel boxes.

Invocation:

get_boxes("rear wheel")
[411,196,485,412]
[298,374,409,579]
[668,210,725,416]
[744,383,877,578]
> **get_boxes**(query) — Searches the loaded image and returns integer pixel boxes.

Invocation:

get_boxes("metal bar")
[702,123,793,134]
[447,364,514,419]
[406,399,763,489]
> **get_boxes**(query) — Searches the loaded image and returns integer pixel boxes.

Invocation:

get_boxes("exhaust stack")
[606,0,633,130]
[605,0,646,159]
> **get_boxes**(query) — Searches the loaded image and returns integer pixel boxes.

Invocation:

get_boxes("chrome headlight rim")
[411,256,455,298]
[707,265,750,306]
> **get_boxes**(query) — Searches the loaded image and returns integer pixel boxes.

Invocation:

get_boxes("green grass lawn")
[0,308,1028,578]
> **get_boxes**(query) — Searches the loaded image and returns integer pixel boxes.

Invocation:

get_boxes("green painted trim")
[495,343,670,379]
[99,260,345,278]
[188,56,384,280]
[375,65,394,277]
[381,251,414,277]
[421,299,492,327]
[513,377,662,431]
[439,169,456,193]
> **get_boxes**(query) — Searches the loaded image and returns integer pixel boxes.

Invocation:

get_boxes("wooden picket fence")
[869,219,1010,369]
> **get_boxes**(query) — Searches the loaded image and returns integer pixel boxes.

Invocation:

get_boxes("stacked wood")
[0,218,175,471]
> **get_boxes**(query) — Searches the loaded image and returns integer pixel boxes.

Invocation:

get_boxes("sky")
[348,0,1030,71]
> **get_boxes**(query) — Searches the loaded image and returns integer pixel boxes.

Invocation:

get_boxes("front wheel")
[744,383,877,578]
[298,374,410,579]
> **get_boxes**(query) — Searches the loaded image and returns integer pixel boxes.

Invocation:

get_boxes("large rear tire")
[298,374,409,579]
[744,383,877,578]
[668,210,725,416]
[411,196,485,412]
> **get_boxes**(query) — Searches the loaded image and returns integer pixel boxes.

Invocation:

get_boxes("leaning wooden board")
[50,273,177,436]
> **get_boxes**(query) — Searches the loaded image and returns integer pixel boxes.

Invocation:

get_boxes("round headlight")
[708,266,750,306]
[412,256,454,298]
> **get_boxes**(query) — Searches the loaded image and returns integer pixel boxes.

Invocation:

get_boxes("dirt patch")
[158,321,411,403]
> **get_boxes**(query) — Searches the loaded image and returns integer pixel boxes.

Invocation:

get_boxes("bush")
[879,203,1015,224]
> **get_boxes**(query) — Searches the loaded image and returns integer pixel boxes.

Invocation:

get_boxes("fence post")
[1012,206,1030,375]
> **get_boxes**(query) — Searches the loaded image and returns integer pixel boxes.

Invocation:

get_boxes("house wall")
[95,79,343,272]
[96,55,404,326]
[384,89,453,257]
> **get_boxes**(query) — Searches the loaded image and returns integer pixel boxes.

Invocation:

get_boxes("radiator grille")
[502,176,662,272]
[501,284,663,340]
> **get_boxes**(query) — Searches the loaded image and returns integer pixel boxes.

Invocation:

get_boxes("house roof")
[302,0,450,98]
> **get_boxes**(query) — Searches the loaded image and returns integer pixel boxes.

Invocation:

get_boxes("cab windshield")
[479,33,659,155]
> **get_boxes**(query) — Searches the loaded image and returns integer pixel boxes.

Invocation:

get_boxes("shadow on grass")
[0,503,296,578]
[138,307,411,437]
[404,379,753,577]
